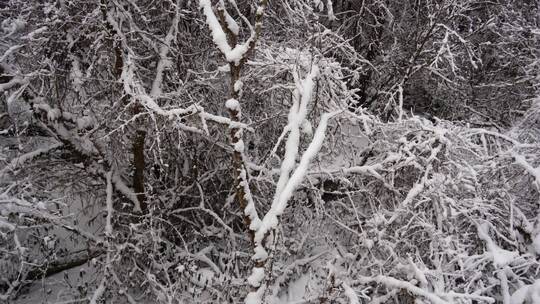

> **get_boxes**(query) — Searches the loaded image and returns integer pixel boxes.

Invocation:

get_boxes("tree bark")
[133,128,147,213]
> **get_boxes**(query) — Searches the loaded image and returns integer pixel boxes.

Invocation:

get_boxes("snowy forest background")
[1,0,539,303]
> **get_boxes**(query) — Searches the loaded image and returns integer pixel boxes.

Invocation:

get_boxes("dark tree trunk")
[133,128,147,213]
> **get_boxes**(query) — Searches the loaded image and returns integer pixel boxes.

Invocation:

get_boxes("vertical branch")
[90,170,114,304]
[199,1,278,302]
[200,0,268,237]
[105,170,114,236]
[100,0,146,214]
[244,65,339,302]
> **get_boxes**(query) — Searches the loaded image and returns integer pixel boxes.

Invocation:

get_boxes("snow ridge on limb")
[272,66,320,203]
[199,0,267,65]
[244,65,340,303]
[199,0,248,64]
[251,110,339,262]
[121,57,249,131]
[0,142,62,176]
[512,151,540,189]
[199,0,232,57]
[29,96,142,212]
[150,1,180,97]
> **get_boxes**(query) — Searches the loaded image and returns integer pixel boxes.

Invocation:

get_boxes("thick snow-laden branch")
[122,58,249,130]
[0,75,27,94]
[247,114,340,301]
[253,67,336,259]
[111,173,141,212]
[199,0,249,64]
[199,0,232,56]
[0,142,62,176]
[199,0,266,65]
[150,2,179,97]
[272,66,320,206]
[89,278,107,304]
[198,0,269,253]
[477,223,518,268]
[32,103,100,156]
[31,100,141,212]
[33,103,96,130]
[242,64,340,303]
[221,3,240,35]
[0,45,24,62]
[340,152,402,182]
[512,151,540,189]
[0,194,105,244]
[254,111,340,246]
[89,171,114,304]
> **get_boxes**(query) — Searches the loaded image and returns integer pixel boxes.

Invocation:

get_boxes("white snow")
[510,285,530,304]
[33,103,61,121]
[23,26,47,40]
[234,80,243,93]
[70,55,84,92]
[342,282,359,304]
[89,278,106,304]
[239,169,262,231]
[0,75,27,94]
[252,243,269,261]
[354,275,451,304]
[247,267,265,287]
[218,64,230,72]
[76,116,95,130]
[199,0,232,57]
[512,152,540,189]
[1,18,26,35]
[150,8,179,97]
[234,140,245,152]
[327,0,336,21]
[301,119,313,136]
[477,223,518,268]
[35,201,46,210]
[225,98,240,111]
[199,0,254,64]
[245,285,265,304]
[112,173,141,212]
[532,234,540,255]
[313,0,323,10]
[253,110,339,260]
[194,268,214,286]
[247,65,340,279]
[276,274,310,303]
[0,45,24,62]
[402,179,425,207]
[43,236,55,249]
[0,143,62,176]
[510,280,540,304]
[223,9,240,35]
